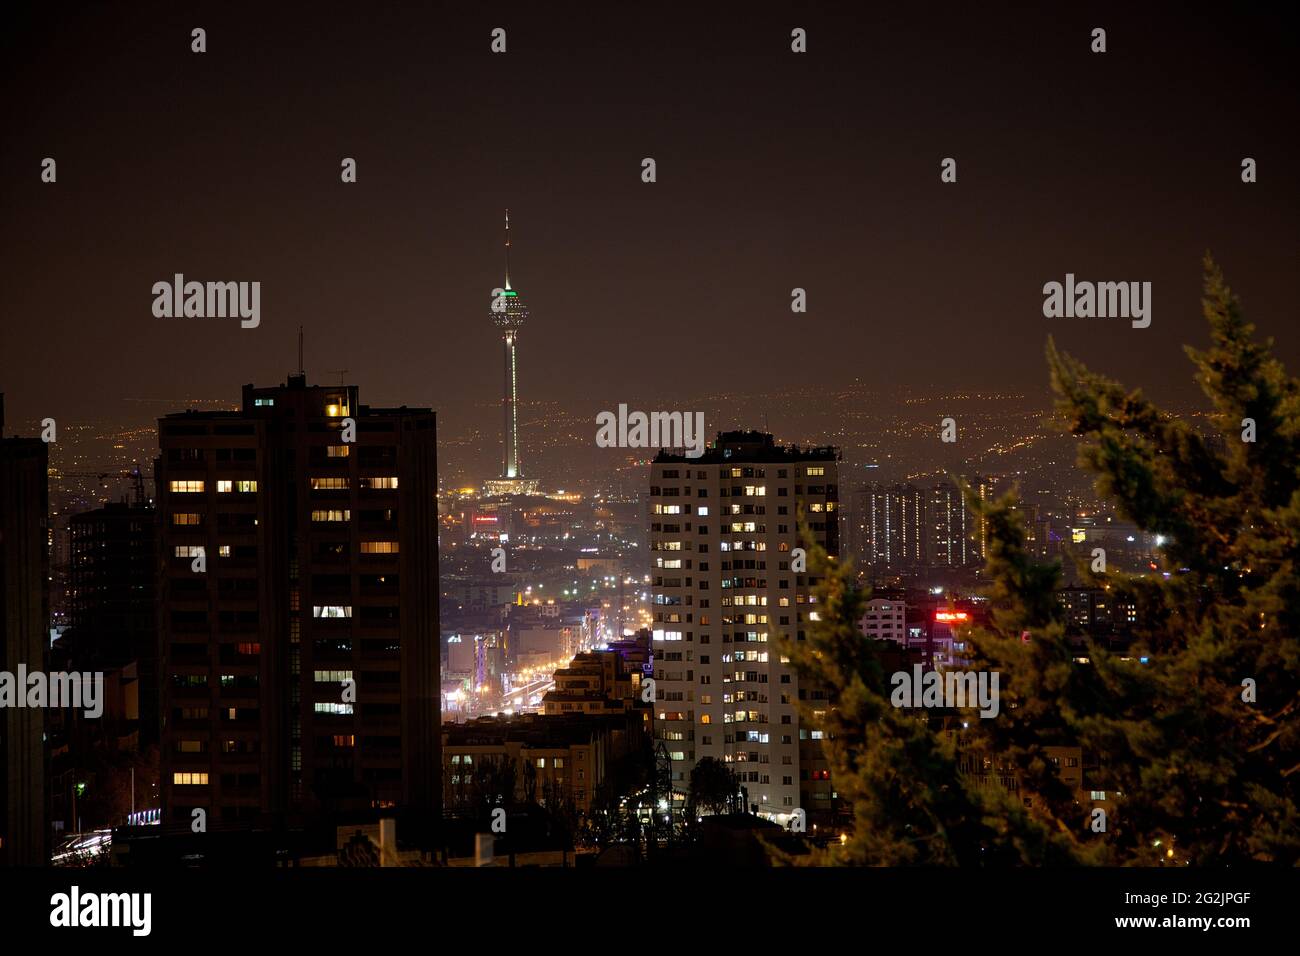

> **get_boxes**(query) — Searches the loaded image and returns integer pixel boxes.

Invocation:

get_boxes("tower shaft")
[502,330,520,478]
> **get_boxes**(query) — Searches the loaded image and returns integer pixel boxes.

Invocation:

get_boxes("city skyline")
[0,4,1295,938]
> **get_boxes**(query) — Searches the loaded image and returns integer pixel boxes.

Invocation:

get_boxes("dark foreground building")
[0,398,50,865]
[156,376,439,840]
[68,501,159,744]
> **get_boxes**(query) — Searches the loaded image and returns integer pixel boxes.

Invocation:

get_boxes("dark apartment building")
[0,397,50,865]
[68,501,158,746]
[155,376,439,836]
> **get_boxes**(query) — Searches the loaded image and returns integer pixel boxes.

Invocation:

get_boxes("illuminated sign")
[934,611,969,623]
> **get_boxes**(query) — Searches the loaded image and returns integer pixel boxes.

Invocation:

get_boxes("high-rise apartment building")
[0,397,50,865]
[649,431,838,824]
[928,479,983,568]
[156,376,439,834]
[860,482,927,568]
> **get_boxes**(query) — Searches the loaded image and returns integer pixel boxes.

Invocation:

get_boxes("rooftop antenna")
[504,208,512,290]
[297,326,305,377]
[325,369,350,386]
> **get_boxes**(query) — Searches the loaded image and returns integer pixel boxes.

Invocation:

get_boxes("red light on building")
[934,611,969,623]
[472,515,499,524]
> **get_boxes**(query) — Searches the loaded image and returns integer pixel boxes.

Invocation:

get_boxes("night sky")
[2,1,1296,440]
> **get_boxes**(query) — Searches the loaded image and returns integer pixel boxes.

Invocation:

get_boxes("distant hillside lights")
[152,274,260,328]
[596,404,704,458]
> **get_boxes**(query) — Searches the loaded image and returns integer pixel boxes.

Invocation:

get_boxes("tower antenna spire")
[298,325,305,377]
[504,208,512,290]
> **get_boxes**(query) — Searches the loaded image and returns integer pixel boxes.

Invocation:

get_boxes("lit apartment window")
[536,758,546,768]
[173,772,209,786]
[360,541,399,554]
[806,466,825,477]
[314,669,354,682]
[361,476,399,489]
[217,478,257,494]
[312,606,352,618]
[314,702,354,714]
[311,509,351,522]
[173,513,202,525]
[333,735,355,747]
[173,545,204,558]
[310,477,350,490]
[176,740,203,753]
[254,398,275,407]
[554,758,564,769]
[218,545,231,557]
[326,445,350,457]
[169,480,204,493]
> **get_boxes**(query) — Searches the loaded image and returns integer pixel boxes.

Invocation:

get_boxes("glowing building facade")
[648,431,840,825]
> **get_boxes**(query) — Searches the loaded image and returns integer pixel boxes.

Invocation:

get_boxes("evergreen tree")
[782,534,1084,865]
[1023,255,1299,864]
[782,257,1299,865]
